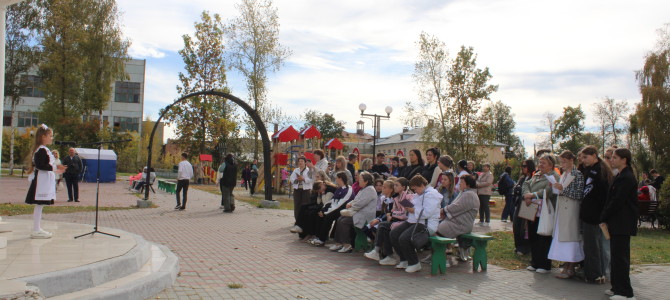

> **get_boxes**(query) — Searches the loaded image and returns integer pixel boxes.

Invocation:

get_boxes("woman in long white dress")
[549,150,585,279]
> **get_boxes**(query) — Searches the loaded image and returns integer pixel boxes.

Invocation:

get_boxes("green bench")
[158,180,176,194]
[429,236,458,275]
[459,233,495,272]
[157,179,166,191]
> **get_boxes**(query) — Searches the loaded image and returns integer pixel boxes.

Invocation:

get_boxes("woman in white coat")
[389,175,442,273]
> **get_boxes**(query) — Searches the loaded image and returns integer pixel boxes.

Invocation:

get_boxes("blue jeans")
[501,193,515,221]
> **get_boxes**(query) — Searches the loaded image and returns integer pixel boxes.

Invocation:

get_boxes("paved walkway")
[1,176,668,299]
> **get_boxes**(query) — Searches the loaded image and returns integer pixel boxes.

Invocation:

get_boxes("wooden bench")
[638,201,659,228]
[429,236,458,275]
[459,233,495,272]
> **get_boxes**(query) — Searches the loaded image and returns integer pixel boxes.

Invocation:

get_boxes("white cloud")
[115,0,670,152]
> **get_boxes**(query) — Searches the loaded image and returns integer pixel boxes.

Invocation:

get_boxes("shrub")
[657,175,670,230]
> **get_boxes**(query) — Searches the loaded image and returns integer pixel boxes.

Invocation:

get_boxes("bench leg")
[431,243,448,275]
[471,240,489,272]
[150,185,156,194]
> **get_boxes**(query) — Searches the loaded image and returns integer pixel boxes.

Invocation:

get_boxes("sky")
[117,0,669,153]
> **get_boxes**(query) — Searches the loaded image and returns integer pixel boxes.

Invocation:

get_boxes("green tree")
[226,0,292,160]
[4,0,40,175]
[537,112,558,153]
[303,109,345,141]
[555,105,586,154]
[593,97,629,148]
[481,100,518,146]
[635,24,670,171]
[164,11,237,157]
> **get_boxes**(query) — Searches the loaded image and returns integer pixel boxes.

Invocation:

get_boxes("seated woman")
[297,180,337,242]
[438,171,458,208]
[311,172,353,246]
[129,169,142,188]
[389,175,442,273]
[436,174,480,261]
[132,168,156,192]
[364,177,412,264]
[362,180,395,248]
[330,172,377,253]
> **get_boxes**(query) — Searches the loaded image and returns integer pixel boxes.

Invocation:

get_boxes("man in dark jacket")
[220,154,238,213]
[62,148,83,202]
[241,165,251,190]
[601,149,638,299]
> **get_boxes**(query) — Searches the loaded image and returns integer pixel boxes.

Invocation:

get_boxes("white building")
[2,58,146,134]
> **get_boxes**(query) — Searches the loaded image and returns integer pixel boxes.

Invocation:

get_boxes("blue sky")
[117,0,669,151]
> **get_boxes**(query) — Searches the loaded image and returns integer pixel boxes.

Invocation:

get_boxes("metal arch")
[143,89,273,202]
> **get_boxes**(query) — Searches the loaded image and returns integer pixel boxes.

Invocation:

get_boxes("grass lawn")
[486,228,670,270]
[0,203,139,216]
[190,184,294,210]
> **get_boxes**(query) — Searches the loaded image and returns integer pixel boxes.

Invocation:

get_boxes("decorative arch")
[143,89,273,202]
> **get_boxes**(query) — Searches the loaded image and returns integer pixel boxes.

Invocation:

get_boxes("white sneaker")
[310,239,324,246]
[219,205,226,209]
[483,222,490,227]
[458,247,470,261]
[337,245,352,253]
[405,263,422,273]
[379,256,397,266]
[329,244,342,251]
[535,268,550,274]
[364,250,380,261]
[526,266,536,271]
[605,290,615,296]
[289,225,303,234]
[31,230,53,239]
[395,261,408,269]
[609,296,636,300]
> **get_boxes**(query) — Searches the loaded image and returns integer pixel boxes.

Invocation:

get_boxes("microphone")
[54,141,77,146]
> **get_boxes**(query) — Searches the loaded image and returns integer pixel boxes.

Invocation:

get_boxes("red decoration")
[300,125,321,139]
[272,125,300,142]
[199,154,213,162]
[304,152,316,164]
[274,153,288,165]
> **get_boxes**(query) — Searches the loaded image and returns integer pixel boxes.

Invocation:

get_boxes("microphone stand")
[74,139,130,239]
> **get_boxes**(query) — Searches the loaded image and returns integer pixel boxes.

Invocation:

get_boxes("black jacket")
[62,154,82,176]
[580,162,609,225]
[601,166,638,236]
[221,158,238,188]
[420,163,438,183]
[402,164,423,180]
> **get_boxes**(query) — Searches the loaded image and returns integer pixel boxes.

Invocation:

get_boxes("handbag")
[340,209,354,217]
[518,202,539,221]
[410,208,430,249]
[537,190,555,236]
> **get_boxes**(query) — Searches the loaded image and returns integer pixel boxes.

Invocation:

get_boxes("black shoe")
[67,200,74,202]
[179,207,185,210]
[174,205,181,210]
[74,200,80,202]
[230,205,235,212]
[223,210,233,213]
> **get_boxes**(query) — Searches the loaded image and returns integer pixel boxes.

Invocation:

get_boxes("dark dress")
[25,148,55,205]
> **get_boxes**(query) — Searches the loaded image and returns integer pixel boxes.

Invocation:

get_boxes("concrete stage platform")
[0,219,178,299]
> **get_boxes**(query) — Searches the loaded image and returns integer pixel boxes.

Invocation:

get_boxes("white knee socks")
[33,205,43,232]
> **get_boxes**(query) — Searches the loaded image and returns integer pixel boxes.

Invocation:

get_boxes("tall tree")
[4,0,40,175]
[303,109,345,141]
[481,100,517,146]
[555,105,586,154]
[413,32,450,149]
[593,97,629,147]
[635,24,670,170]
[164,11,237,157]
[537,112,558,153]
[79,0,130,129]
[447,46,498,159]
[226,0,292,160]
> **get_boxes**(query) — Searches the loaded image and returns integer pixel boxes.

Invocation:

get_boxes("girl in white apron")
[24,124,66,239]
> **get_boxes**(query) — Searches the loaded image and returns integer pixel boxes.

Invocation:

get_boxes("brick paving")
[1,175,668,299]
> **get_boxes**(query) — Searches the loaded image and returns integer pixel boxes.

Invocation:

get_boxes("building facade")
[3,59,146,135]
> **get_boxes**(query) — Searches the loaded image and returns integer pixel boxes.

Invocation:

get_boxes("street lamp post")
[501,146,514,167]
[359,103,392,157]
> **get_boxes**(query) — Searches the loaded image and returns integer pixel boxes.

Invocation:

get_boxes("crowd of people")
[286,146,641,300]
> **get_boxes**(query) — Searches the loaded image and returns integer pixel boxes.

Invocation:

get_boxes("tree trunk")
[9,102,16,176]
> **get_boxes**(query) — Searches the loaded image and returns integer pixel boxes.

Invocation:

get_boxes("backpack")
[497,173,512,195]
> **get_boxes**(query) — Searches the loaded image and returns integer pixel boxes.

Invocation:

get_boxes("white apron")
[28,145,57,201]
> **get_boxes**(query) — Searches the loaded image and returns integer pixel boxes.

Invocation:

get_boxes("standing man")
[241,165,251,191]
[250,160,259,196]
[219,154,238,213]
[649,169,665,191]
[347,153,357,179]
[176,153,193,210]
[62,148,82,202]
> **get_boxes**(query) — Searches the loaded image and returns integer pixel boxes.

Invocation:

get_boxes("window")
[83,115,109,123]
[114,81,141,103]
[17,111,39,127]
[3,111,12,126]
[21,75,45,98]
[113,116,139,132]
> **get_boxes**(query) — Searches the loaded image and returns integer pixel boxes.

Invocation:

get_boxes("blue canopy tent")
[75,148,117,183]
